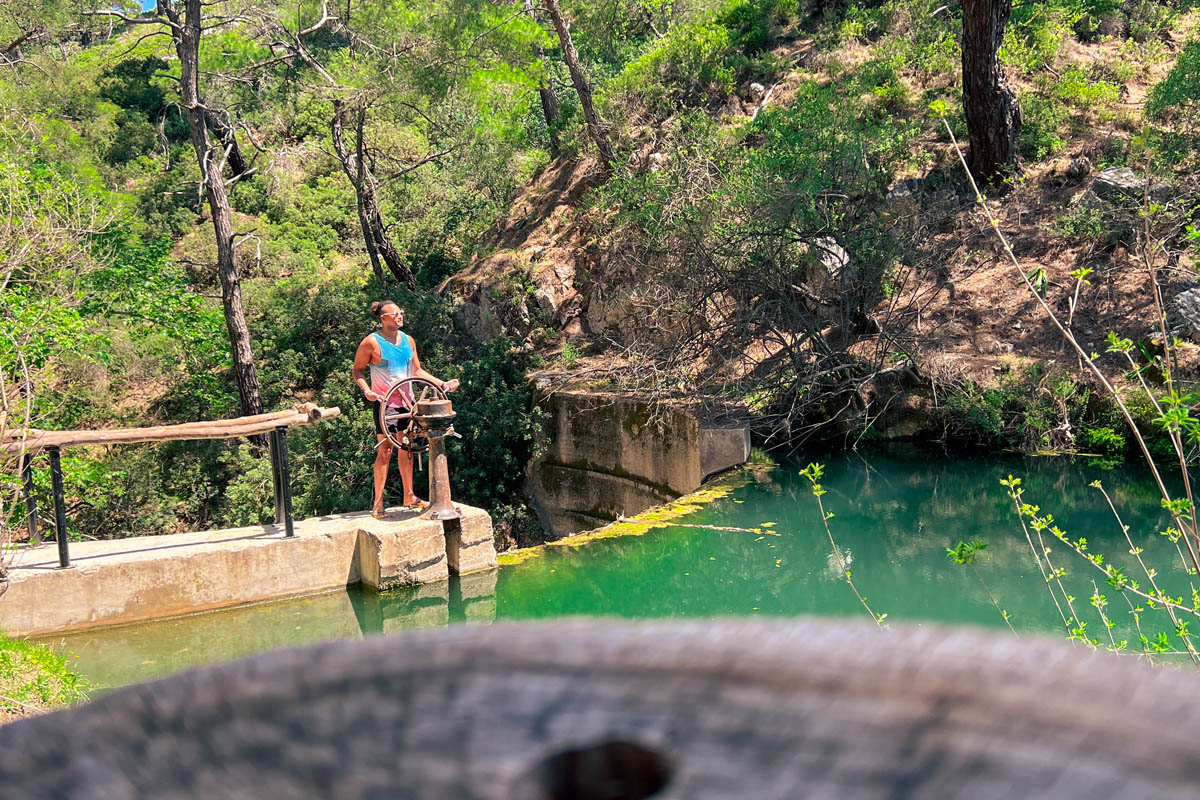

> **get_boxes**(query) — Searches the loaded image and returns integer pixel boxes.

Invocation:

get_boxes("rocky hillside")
[442,1,1200,449]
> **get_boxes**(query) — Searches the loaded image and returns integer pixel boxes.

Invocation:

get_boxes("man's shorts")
[373,400,416,450]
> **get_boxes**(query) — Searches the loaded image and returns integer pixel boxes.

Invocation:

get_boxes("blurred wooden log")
[2,619,1200,798]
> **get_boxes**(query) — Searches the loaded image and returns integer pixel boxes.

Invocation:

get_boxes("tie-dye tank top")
[369,332,414,405]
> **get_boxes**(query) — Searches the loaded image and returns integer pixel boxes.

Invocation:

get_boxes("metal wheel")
[376,377,448,452]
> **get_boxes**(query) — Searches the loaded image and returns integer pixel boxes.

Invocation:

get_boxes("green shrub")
[1053,207,1108,242]
[1147,37,1200,132]
[1080,425,1126,453]
[1050,64,1121,110]
[1002,4,1079,74]
[448,337,546,512]
[612,18,736,113]
[0,633,88,718]
[1019,94,1068,160]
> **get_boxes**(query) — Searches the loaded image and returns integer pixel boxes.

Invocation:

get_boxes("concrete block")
[2,503,494,636]
[530,463,673,522]
[356,517,448,591]
[544,392,702,495]
[700,426,751,480]
[442,507,497,576]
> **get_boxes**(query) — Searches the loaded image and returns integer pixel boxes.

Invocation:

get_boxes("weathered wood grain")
[2,619,1198,798]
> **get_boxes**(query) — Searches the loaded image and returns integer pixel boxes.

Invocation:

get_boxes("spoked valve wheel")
[375,377,448,452]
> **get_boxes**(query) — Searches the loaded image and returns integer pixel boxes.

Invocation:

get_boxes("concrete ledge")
[1,503,494,637]
[700,426,752,480]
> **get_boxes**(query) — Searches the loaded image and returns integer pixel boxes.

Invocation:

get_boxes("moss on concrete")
[498,460,776,565]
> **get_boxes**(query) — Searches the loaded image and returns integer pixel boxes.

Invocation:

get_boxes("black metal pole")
[269,428,284,525]
[46,446,70,568]
[20,453,39,545]
[274,426,294,538]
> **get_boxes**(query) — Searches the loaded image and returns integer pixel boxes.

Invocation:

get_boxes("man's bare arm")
[352,337,380,401]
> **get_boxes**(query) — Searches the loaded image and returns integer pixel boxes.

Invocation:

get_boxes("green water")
[40,450,1186,690]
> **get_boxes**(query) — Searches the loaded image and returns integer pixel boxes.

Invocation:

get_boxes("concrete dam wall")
[527,392,750,537]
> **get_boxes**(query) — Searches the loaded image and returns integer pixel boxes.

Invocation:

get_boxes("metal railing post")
[273,426,295,538]
[269,429,284,525]
[20,453,39,545]
[46,445,70,568]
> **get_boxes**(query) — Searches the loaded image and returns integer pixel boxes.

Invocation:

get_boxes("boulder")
[1091,166,1172,201]
[1066,156,1092,180]
[1174,288,1200,336]
[806,236,856,293]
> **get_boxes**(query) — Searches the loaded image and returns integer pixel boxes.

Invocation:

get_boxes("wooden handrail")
[1,404,341,455]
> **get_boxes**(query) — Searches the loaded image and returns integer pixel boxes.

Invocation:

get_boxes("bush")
[1147,38,1200,136]
[607,0,798,117]
[0,633,88,719]
[1019,94,1068,160]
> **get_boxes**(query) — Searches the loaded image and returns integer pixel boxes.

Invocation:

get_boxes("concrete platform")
[0,504,496,637]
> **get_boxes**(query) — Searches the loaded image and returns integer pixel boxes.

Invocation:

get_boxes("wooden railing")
[5,404,341,569]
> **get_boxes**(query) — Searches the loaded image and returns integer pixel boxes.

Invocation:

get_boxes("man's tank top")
[369,332,414,405]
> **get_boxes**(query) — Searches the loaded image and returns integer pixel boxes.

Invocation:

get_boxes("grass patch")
[0,633,88,724]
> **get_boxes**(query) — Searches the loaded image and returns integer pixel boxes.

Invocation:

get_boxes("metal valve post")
[412,398,461,521]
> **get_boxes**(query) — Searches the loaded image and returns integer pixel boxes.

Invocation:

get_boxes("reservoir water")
[40,449,1188,690]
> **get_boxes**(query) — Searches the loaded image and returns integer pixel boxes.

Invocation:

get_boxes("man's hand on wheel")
[443,379,460,393]
[363,388,381,402]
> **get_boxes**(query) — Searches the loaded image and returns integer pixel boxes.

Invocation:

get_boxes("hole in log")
[510,739,673,800]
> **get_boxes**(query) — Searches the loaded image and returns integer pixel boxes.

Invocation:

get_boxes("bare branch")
[84,8,178,30]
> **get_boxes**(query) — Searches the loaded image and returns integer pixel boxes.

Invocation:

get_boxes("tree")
[330,98,423,290]
[263,9,433,291]
[961,0,1021,181]
[524,0,562,157]
[160,0,263,419]
[92,0,265,418]
[540,0,616,171]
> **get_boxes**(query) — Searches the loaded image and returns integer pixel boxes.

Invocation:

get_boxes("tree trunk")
[525,0,562,157]
[166,0,263,419]
[330,100,418,291]
[534,52,563,157]
[205,109,249,181]
[961,0,1021,182]
[542,0,615,171]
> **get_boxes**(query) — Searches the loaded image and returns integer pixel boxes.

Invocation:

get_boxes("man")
[353,300,459,518]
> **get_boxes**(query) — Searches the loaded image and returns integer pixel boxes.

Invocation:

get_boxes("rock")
[887,177,923,201]
[1175,289,1200,336]
[533,287,559,315]
[1075,10,1128,41]
[647,152,667,173]
[1092,166,1172,201]
[1066,156,1092,180]
[748,82,766,101]
[1097,10,1129,38]
[814,236,854,285]
[1092,167,1139,197]
[584,290,627,335]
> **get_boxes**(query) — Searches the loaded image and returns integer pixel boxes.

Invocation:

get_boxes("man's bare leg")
[396,447,424,506]
[373,435,394,514]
